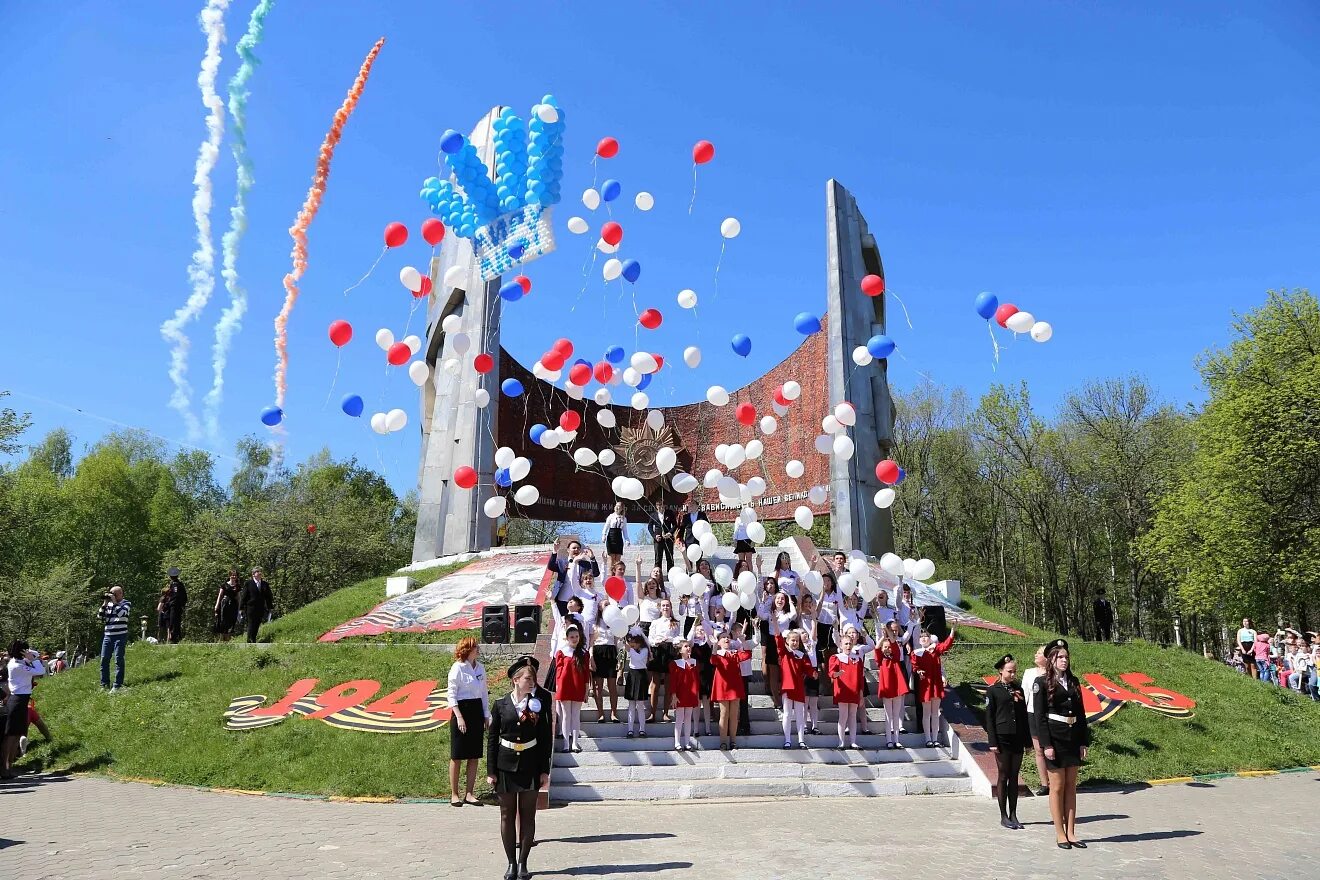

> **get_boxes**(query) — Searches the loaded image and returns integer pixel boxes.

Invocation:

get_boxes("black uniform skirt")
[648,641,673,673]
[605,527,624,556]
[624,669,650,702]
[760,621,779,665]
[734,538,755,554]
[449,699,484,760]
[1043,719,1084,769]
[591,645,618,680]
[495,765,542,793]
[3,693,31,737]
[693,644,714,698]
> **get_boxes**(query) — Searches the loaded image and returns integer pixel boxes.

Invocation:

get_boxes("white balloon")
[538,429,560,449]
[703,469,723,489]
[442,358,460,374]
[903,558,918,578]
[740,591,757,610]
[1030,321,1053,343]
[746,476,766,496]
[631,392,649,410]
[655,447,677,474]
[560,430,578,444]
[880,553,905,577]
[785,459,805,479]
[833,435,855,460]
[794,505,814,530]
[739,484,753,505]
[737,571,758,595]
[834,403,856,427]
[849,557,870,578]
[782,381,802,402]
[858,577,880,602]
[567,216,588,235]
[610,476,627,497]
[672,472,698,493]
[535,103,559,123]
[814,434,833,455]
[745,439,764,460]
[839,573,857,596]
[566,384,585,401]
[1006,310,1035,334]
[375,328,394,351]
[759,416,778,435]
[720,217,741,239]
[622,605,640,625]
[738,506,758,523]
[509,457,531,482]
[635,191,655,211]
[808,485,828,505]
[724,444,746,469]
[450,332,470,354]
[693,520,712,538]
[669,568,691,592]
[370,412,388,435]
[483,496,506,518]
[804,571,824,596]
[852,346,873,367]
[713,565,733,587]
[399,265,423,292]
[596,238,618,254]
[598,449,617,466]
[514,485,540,506]
[593,388,613,406]
[603,258,622,281]
[874,488,896,509]
[717,476,739,498]
[683,346,702,368]
[443,266,465,290]
[706,386,730,406]
[408,361,431,386]
[677,288,698,309]
[441,314,462,334]
[583,188,601,210]
[597,409,617,429]
[603,604,627,633]
[721,592,740,615]
[403,334,423,355]
[622,367,642,387]
[386,408,408,432]
[912,558,937,581]
[700,533,718,554]
[772,401,790,417]
[714,444,729,465]
[627,478,647,500]
[474,389,490,408]
[646,409,665,430]
[573,448,598,467]
[495,447,515,469]
[631,352,659,374]
[686,544,703,563]
[822,415,841,435]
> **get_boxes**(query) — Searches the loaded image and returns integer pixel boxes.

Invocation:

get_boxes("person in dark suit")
[985,653,1030,830]
[240,568,274,644]
[1031,638,1091,850]
[1092,590,1115,641]
[674,501,709,572]
[647,507,676,572]
[487,655,553,880]
[165,568,188,643]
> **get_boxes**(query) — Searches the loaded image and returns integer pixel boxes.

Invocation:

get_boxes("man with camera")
[98,585,131,691]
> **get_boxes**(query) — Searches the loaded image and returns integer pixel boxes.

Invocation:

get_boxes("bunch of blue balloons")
[492,109,529,215]
[524,95,565,208]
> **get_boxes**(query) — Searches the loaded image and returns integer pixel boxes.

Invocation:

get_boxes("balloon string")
[569,241,599,314]
[688,164,698,215]
[894,349,937,385]
[322,347,343,409]
[987,321,1000,371]
[343,246,386,297]
[713,238,726,300]
[887,289,914,330]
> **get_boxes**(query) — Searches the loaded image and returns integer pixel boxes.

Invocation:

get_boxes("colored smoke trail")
[272,37,385,411]
[204,0,276,441]
[161,0,231,440]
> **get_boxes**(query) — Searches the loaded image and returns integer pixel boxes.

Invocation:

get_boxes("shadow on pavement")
[1022,813,1128,827]
[541,833,678,845]
[0,838,24,849]
[0,773,76,795]
[1088,830,1203,844]
[537,862,693,876]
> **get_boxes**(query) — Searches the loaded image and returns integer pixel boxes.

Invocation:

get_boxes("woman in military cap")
[984,653,1030,830]
[1031,638,1090,849]
[487,655,554,879]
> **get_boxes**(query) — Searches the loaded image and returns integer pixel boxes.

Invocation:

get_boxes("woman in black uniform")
[1031,638,1090,849]
[487,656,553,880]
[985,654,1030,830]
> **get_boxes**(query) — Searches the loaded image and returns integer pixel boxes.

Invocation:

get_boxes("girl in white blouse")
[772,551,800,598]
[602,502,630,571]
[647,600,682,723]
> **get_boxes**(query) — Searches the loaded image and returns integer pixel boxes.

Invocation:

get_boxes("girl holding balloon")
[797,594,823,734]
[874,624,911,749]
[692,616,717,736]
[647,600,681,723]
[912,624,957,749]
[590,602,621,724]
[769,611,815,749]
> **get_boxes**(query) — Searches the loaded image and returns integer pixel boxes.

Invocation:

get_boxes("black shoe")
[1009,815,1022,829]
[626,731,635,739]
[504,863,517,880]
[1034,785,1049,797]
[518,862,531,880]
[1068,840,1086,849]
[1056,842,1072,850]
[1000,816,1014,829]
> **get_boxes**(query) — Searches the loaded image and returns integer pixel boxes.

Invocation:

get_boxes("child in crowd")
[591,601,621,723]
[553,625,591,752]
[829,625,868,748]
[874,623,911,749]
[620,630,651,738]
[770,610,815,749]
[647,599,681,723]
[912,624,956,748]
[798,594,822,733]
[691,620,717,736]
[710,630,752,750]
[669,638,700,751]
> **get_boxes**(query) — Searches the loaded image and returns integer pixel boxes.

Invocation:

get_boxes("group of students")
[1231,619,1319,699]
[544,541,958,754]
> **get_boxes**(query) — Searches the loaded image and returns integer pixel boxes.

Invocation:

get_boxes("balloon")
[804,571,824,596]
[760,416,778,435]
[375,328,395,350]
[583,188,601,211]
[384,222,407,248]
[683,346,701,368]
[593,388,612,405]
[573,448,598,467]
[630,391,649,411]
[408,361,430,387]
[716,475,738,498]
[794,312,822,335]
[603,258,622,281]
[849,557,870,578]
[903,558,918,579]
[509,457,531,482]
[912,558,936,581]
[539,429,561,449]
[473,353,494,374]
[693,140,715,164]
[604,576,627,602]
[399,266,423,292]
[601,179,622,202]
[387,342,411,366]
[483,496,506,518]
[731,334,752,357]
[605,345,625,364]
[1006,311,1035,334]
[515,275,532,295]
[559,411,582,432]
[603,605,627,632]
[720,217,741,239]
[858,577,880,602]
[598,449,616,466]
[706,386,730,406]
[645,409,665,430]
[703,469,723,489]
[994,303,1019,328]
[494,447,515,469]
[421,218,445,246]
[499,280,524,302]
[635,192,654,211]
[415,276,432,298]
[444,265,465,289]
[880,553,904,576]
[622,605,640,626]
[474,389,490,408]
[839,573,857,597]
[1030,321,1053,343]
[601,221,623,246]
[782,381,801,402]
[260,405,283,427]
[569,363,592,385]
[896,466,906,484]
[867,334,896,359]
[974,291,999,320]
[736,402,756,426]
[596,137,619,159]
[672,472,698,493]
[328,320,353,347]
[721,592,740,615]
[794,506,814,530]
[673,292,698,315]
[808,485,828,505]
[823,415,842,435]
[442,358,460,375]
[655,447,676,474]
[439,129,464,153]
[340,394,364,417]
[385,408,408,432]
[861,274,885,297]
[833,435,855,459]
[745,439,764,460]
[814,434,833,455]
[874,487,896,509]
[639,308,662,329]
[597,409,617,428]
[876,459,900,484]
[404,334,423,354]
[370,412,388,434]
[501,378,524,397]
[567,216,588,235]
[785,459,804,479]
[621,259,641,283]
[712,565,733,589]
[724,444,746,469]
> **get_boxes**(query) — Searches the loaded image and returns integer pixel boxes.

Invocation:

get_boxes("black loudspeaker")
[513,605,542,643]
[482,604,510,643]
[921,604,949,640]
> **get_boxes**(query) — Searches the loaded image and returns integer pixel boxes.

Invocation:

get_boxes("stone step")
[553,746,950,768]
[579,706,897,723]
[560,720,905,738]
[552,759,966,785]
[551,775,973,802]
[552,731,946,753]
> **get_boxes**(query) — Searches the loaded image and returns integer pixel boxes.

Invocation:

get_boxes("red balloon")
[559,410,582,432]
[596,137,619,159]
[652,353,664,370]
[384,222,408,248]
[604,575,627,602]
[553,338,574,359]
[861,274,885,297]
[515,275,532,294]
[421,218,445,246]
[693,140,715,164]
[454,466,478,489]
[601,221,623,246]
[568,363,592,386]
[473,353,494,374]
[736,402,756,426]
[639,308,663,330]
[593,361,613,383]
[414,276,432,298]
[875,459,900,485]
[773,386,789,407]
[387,342,411,366]
[542,351,566,372]
[328,320,353,347]
[306,523,317,535]
[994,303,1019,328]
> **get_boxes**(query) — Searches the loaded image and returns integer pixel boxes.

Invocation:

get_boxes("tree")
[0,391,31,456]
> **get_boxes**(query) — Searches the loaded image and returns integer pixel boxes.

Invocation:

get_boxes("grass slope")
[949,597,1320,785]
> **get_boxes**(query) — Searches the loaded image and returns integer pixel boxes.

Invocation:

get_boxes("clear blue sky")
[2,2,1316,493]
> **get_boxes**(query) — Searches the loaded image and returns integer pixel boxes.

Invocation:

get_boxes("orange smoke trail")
[273,37,384,409]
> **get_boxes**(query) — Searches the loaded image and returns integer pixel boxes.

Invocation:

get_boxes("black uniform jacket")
[487,686,554,776]
[984,681,1030,750]
[1030,675,1091,752]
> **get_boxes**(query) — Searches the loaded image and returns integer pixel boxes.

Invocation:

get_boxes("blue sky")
[2,2,1316,494]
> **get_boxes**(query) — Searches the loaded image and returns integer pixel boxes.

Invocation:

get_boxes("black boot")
[503,863,517,880]
[518,861,531,879]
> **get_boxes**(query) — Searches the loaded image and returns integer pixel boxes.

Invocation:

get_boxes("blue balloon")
[896,466,906,484]
[507,242,526,260]
[529,423,547,444]
[731,333,752,357]
[260,405,283,427]
[439,129,464,154]
[637,372,652,391]
[974,291,998,320]
[621,259,641,283]
[867,334,896,359]
[605,345,625,364]
[495,468,512,487]
[340,394,364,418]
[501,378,524,397]
[794,312,822,335]
[601,179,622,202]
[573,358,592,371]
[499,281,524,301]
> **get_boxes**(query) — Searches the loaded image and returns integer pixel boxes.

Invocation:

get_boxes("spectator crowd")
[1225,618,1319,700]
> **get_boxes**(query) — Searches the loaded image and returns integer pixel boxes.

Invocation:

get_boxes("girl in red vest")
[875,623,911,749]
[553,625,591,753]
[770,611,816,749]
[912,625,957,748]
[829,626,869,749]
[669,638,700,751]
[710,629,752,750]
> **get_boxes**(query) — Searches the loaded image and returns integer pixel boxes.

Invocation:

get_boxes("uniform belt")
[500,738,537,752]
[1047,713,1076,725]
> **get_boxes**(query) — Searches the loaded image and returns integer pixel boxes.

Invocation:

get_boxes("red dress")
[873,640,911,699]
[554,650,591,702]
[669,660,700,708]
[775,635,815,703]
[911,634,954,702]
[711,649,751,701]
[828,654,865,705]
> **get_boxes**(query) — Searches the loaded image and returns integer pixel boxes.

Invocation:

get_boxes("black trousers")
[654,540,674,571]
[1095,620,1112,641]
[245,611,262,643]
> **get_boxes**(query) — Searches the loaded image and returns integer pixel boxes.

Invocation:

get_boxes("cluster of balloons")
[369,408,409,435]
[879,552,937,582]
[974,292,1053,342]
[451,447,542,518]
[806,400,859,461]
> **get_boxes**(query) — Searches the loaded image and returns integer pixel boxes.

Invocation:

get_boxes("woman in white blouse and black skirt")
[602,502,629,571]
[446,636,490,806]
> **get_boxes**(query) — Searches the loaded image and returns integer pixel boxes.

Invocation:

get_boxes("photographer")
[98,585,131,691]
[3,640,45,778]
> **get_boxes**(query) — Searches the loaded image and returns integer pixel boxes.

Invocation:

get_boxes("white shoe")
[18,736,28,756]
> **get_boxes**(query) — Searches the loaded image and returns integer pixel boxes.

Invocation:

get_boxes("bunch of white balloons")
[481,447,539,518]
[370,408,409,435]
[878,552,936,582]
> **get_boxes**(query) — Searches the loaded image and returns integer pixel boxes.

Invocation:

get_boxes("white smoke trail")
[161,0,230,440]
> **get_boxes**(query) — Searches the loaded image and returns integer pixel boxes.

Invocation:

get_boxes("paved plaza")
[3,772,1316,879]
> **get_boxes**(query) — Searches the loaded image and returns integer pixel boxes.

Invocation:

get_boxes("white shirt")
[873,603,895,627]
[6,656,45,695]
[648,617,680,646]
[446,659,490,717]
[818,593,839,626]
[896,598,914,628]
[733,520,749,541]
[602,513,629,543]
[593,621,617,647]
[639,597,662,623]
[1020,668,1042,714]
[627,647,649,670]
[775,569,800,598]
